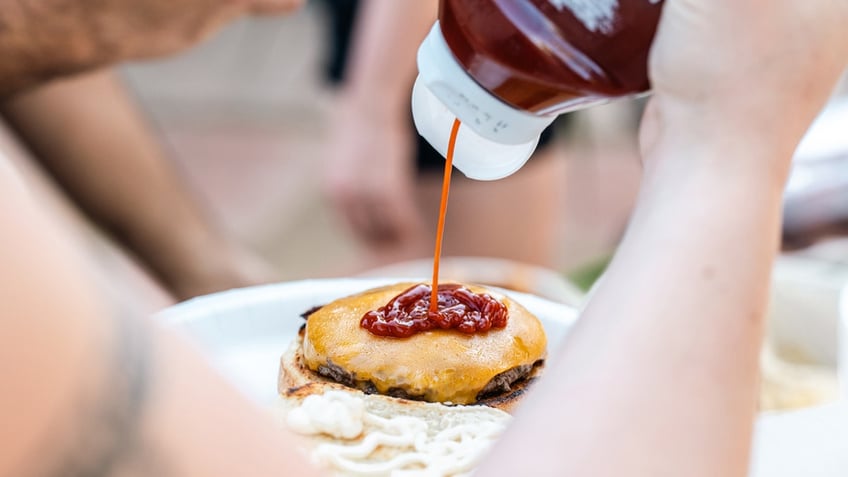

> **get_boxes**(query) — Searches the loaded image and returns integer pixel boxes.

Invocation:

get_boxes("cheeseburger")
[279,282,547,411]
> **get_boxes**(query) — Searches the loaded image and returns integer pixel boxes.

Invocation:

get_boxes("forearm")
[342,0,438,113]
[2,70,185,240]
[144,322,320,476]
[0,166,316,477]
[5,305,318,477]
[1,70,265,298]
[482,112,789,476]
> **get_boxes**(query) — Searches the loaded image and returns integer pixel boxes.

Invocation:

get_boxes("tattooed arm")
[0,162,319,476]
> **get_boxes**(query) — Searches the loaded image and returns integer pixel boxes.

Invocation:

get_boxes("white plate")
[157,278,577,406]
[157,278,846,477]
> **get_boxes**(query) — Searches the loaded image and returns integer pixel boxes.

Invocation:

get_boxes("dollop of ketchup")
[360,284,508,338]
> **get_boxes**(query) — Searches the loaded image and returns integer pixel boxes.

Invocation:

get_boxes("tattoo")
[33,314,166,477]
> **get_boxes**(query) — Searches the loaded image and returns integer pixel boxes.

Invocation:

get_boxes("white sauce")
[286,391,366,440]
[286,391,511,476]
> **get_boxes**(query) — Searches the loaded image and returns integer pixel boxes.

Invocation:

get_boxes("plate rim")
[156,277,580,327]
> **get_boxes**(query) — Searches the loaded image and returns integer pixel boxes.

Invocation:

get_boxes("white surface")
[757,258,847,475]
[769,256,848,366]
[158,278,847,476]
[752,402,847,476]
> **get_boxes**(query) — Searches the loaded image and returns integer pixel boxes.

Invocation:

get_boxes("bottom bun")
[274,377,513,476]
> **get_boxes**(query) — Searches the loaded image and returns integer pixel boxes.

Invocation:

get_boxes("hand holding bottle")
[479,2,848,476]
[643,0,848,176]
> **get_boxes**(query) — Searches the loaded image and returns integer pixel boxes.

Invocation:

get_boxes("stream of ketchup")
[359,118,509,338]
[429,118,462,313]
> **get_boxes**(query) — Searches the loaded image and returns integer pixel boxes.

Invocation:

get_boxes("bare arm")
[482,119,782,477]
[0,0,301,98]
[1,69,276,300]
[0,160,320,477]
[323,0,437,250]
[479,0,848,475]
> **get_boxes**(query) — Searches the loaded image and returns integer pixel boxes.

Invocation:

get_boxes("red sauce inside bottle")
[360,283,508,338]
[439,0,664,114]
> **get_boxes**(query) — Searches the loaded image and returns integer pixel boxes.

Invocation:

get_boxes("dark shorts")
[318,0,570,173]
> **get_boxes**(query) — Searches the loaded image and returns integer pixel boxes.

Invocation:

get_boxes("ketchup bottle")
[411,0,665,180]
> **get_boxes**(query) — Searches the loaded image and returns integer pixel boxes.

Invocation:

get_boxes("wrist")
[637,108,790,237]
[634,119,787,263]
[640,96,797,189]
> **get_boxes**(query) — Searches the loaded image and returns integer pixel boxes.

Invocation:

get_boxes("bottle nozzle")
[411,22,554,181]
[412,78,540,180]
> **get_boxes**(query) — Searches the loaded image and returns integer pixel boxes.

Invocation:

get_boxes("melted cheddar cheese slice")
[302,283,547,404]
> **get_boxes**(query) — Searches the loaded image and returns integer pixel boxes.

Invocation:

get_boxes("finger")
[360,199,403,247]
[341,196,400,249]
[344,198,376,243]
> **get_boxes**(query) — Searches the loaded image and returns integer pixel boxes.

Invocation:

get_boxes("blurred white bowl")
[769,256,847,369]
[358,257,585,307]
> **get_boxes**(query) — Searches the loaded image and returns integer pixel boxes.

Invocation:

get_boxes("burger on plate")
[276,281,548,475]
[279,282,548,411]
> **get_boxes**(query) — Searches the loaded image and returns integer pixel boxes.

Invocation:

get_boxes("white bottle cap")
[412,22,555,181]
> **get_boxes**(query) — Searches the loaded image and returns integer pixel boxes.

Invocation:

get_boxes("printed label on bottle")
[548,0,662,34]
[548,0,619,33]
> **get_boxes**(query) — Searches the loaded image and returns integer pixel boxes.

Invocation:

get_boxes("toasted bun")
[279,324,542,413]
[297,283,547,405]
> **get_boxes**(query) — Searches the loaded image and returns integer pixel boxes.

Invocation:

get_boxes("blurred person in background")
[320,0,571,269]
[1,1,847,477]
